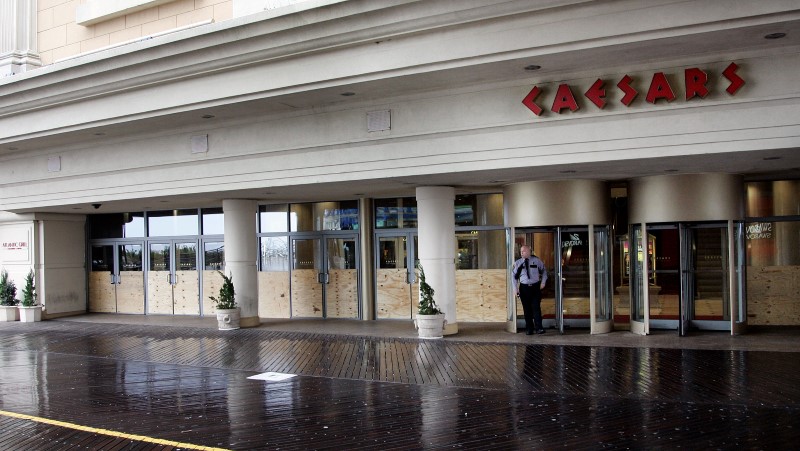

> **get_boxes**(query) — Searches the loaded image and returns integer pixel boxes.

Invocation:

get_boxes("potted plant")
[18,270,41,322]
[0,269,19,321]
[210,271,240,330]
[414,263,446,339]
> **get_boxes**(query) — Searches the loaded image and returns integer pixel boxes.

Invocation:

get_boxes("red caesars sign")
[522,62,744,116]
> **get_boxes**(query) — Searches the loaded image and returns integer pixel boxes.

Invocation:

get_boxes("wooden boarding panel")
[327,269,358,318]
[747,265,800,325]
[88,272,116,312]
[456,270,507,322]
[377,268,411,319]
[147,271,173,314]
[172,271,199,315]
[259,271,290,318]
[292,269,322,317]
[116,271,144,314]
[202,270,223,315]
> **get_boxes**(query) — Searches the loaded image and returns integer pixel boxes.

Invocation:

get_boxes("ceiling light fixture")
[764,32,786,40]
[340,92,356,97]
[664,169,679,172]
[202,114,215,119]
[524,64,541,71]
[93,132,105,136]
[763,156,781,160]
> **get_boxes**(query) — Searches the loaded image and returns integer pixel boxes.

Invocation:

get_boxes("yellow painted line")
[0,409,230,451]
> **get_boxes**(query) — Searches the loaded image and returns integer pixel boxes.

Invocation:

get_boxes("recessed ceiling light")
[340,92,356,97]
[353,193,364,196]
[8,147,18,150]
[764,32,786,40]
[93,132,106,136]
[763,156,781,160]
[664,169,679,172]
[524,65,541,71]
[559,170,576,174]
[202,114,215,119]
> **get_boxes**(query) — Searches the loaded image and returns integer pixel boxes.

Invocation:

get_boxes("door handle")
[319,273,330,284]
[407,271,415,284]
[110,273,116,285]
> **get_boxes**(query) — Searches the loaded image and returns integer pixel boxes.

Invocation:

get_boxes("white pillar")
[0,0,42,77]
[416,186,457,335]
[223,199,259,327]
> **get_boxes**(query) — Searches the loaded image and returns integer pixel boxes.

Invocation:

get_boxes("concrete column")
[416,186,457,335]
[223,199,259,327]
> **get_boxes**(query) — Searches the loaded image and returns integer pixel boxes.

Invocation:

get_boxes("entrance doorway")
[291,233,359,318]
[89,242,144,313]
[147,240,200,315]
[629,222,745,335]
[514,226,613,334]
[375,232,419,319]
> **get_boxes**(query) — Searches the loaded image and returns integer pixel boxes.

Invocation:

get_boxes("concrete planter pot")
[1,305,19,321]
[414,313,446,339]
[19,306,42,322]
[216,308,240,330]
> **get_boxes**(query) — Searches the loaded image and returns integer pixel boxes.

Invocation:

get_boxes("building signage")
[522,62,744,116]
[2,241,28,251]
[746,222,772,240]
[562,233,583,248]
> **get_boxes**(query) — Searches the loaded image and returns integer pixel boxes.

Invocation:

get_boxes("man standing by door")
[512,245,548,335]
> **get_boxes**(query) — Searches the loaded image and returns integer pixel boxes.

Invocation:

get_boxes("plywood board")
[202,270,223,315]
[173,270,199,315]
[747,265,800,325]
[455,269,507,322]
[147,271,173,314]
[89,271,116,312]
[292,269,322,317]
[376,268,412,319]
[116,271,144,314]
[326,269,358,318]
[259,271,290,318]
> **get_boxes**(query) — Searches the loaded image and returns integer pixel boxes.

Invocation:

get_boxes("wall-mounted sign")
[522,62,744,116]
[2,241,28,251]
[746,222,772,240]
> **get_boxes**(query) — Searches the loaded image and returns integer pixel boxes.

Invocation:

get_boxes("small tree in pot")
[18,270,42,322]
[210,271,240,330]
[0,269,19,321]
[414,263,446,338]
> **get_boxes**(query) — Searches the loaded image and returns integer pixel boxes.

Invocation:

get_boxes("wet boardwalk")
[0,320,798,449]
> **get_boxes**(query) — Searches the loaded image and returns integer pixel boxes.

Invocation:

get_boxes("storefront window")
[204,242,224,270]
[455,194,503,227]
[148,209,198,237]
[260,236,289,271]
[455,229,506,269]
[89,213,145,239]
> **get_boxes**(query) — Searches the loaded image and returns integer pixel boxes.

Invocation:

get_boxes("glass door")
[291,234,360,318]
[590,225,614,334]
[629,224,649,335]
[375,233,419,319]
[147,240,199,315]
[681,224,732,333]
[89,242,143,313]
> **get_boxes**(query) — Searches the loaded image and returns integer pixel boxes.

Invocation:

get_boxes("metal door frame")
[290,231,361,318]
[89,240,144,312]
[374,230,418,319]
[145,238,200,315]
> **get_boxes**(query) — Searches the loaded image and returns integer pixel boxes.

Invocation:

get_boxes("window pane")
[455,229,506,269]
[260,204,288,233]
[260,236,289,271]
[148,210,198,237]
[375,197,417,229]
[746,180,800,217]
[204,242,224,271]
[89,213,144,239]
[202,208,224,235]
[291,201,360,231]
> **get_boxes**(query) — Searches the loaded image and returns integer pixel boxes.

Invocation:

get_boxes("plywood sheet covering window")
[116,271,145,314]
[147,271,173,314]
[202,270,223,315]
[89,271,116,312]
[455,269,506,322]
[377,268,411,319]
[258,271,290,318]
[747,265,800,325]
[326,269,358,318]
[292,269,321,317]
[173,270,199,315]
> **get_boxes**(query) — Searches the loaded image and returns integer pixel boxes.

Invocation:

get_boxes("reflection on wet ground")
[0,321,798,449]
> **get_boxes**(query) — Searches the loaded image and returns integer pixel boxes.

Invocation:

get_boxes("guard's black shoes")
[535,329,546,334]
[525,330,533,335]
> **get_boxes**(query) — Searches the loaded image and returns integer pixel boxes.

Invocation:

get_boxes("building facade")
[1,0,799,335]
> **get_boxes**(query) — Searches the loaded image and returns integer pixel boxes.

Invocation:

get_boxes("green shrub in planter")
[0,270,17,307]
